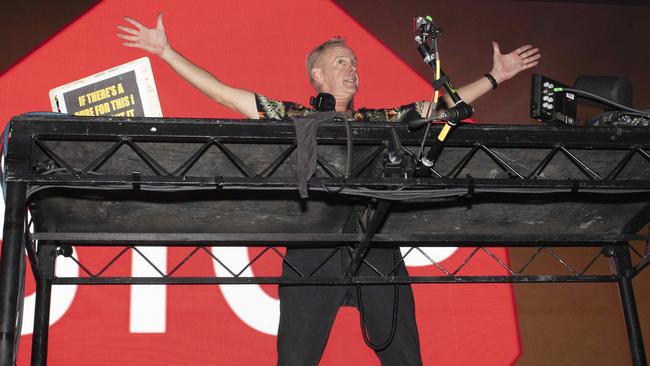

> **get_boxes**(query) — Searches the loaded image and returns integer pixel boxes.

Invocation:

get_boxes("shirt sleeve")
[355,101,425,122]
[255,94,312,121]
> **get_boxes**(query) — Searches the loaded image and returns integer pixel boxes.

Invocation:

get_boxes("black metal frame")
[1,115,649,365]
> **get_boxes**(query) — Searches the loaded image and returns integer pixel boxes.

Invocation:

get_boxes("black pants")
[277,247,423,366]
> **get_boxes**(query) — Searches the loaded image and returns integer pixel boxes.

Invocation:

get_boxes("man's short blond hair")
[306,37,349,87]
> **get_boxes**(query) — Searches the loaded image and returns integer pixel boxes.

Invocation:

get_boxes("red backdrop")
[0,1,520,365]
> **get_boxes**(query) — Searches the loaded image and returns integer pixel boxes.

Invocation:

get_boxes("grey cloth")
[293,111,345,198]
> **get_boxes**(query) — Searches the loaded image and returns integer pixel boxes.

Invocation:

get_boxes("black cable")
[356,247,400,350]
[556,87,650,117]
[344,118,353,179]
[320,116,353,194]
[24,183,650,202]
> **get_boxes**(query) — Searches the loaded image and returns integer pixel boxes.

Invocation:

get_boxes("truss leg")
[30,278,51,366]
[0,182,27,366]
[613,245,647,366]
[344,200,390,279]
[30,243,56,366]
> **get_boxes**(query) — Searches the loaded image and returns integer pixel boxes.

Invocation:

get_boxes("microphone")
[416,102,474,171]
[408,102,474,130]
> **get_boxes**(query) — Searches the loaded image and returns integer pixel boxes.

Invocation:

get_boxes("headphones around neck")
[309,93,336,112]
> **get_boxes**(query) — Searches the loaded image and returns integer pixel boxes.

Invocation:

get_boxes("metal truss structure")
[1,114,650,365]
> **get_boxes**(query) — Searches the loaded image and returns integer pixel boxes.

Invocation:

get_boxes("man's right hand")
[117,13,170,59]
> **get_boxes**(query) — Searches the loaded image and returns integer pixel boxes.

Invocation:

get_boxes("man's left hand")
[490,42,541,84]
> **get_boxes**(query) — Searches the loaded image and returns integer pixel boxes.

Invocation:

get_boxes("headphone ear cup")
[309,93,336,111]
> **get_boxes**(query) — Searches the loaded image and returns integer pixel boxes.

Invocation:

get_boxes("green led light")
[425,15,433,22]
[553,87,563,93]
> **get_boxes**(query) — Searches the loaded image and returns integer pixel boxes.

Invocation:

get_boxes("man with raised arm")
[117,13,540,366]
[117,13,539,120]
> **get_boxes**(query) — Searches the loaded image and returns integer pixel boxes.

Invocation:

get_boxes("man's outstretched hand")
[490,42,541,84]
[117,13,170,57]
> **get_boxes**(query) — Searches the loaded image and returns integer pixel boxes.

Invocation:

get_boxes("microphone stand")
[413,17,474,174]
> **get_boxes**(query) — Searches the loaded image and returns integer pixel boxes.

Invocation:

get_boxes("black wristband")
[485,73,498,89]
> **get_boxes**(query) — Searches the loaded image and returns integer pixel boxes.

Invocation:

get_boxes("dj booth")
[0,114,649,365]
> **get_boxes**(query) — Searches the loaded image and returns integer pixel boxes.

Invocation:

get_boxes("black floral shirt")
[255,94,424,122]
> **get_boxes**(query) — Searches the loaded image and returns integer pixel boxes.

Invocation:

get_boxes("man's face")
[313,46,358,100]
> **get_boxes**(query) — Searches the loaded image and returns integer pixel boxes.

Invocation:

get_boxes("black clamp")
[214,176,224,189]
[52,244,73,257]
[132,171,141,191]
[432,75,451,91]
[570,179,580,194]
[465,173,475,198]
